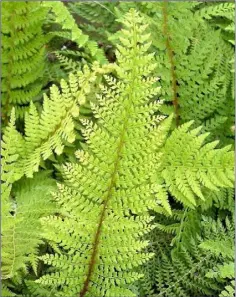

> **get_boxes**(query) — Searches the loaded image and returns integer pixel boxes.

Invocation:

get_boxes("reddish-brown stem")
[79,124,126,297]
[79,22,137,297]
[162,0,179,126]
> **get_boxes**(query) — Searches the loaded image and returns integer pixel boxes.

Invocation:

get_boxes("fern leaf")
[36,9,172,297]
[43,2,107,64]
[2,2,48,122]
[1,172,57,280]
[159,121,234,207]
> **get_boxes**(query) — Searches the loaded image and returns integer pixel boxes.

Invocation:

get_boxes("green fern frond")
[199,216,234,266]
[36,10,173,297]
[1,109,24,204]
[199,216,235,297]
[42,2,107,65]
[151,237,222,297]
[3,63,113,180]
[2,2,49,123]
[199,187,234,211]
[1,172,57,280]
[1,284,16,297]
[146,214,234,297]
[159,121,234,208]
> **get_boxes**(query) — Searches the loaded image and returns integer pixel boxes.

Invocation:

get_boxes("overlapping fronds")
[1,172,56,281]
[36,10,173,297]
[2,63,113,180]
[42,2,107,64]
[158,121,234,208]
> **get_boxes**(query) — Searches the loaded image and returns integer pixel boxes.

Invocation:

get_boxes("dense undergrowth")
[1,2,235,297]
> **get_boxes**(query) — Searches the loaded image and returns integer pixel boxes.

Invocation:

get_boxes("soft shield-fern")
[36,10,172,297]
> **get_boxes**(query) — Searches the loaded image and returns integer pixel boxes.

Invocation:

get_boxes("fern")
[158,121,234,208]
[1,285,16,297]
[219,280,235,297]
[43,2,107,65]
[1,172,56,281]
[36,10,173,297]
[194,2,235,44]
[68,2,118,46]
[199,187,234,212]
[137,222,222,297]
[1,4,234,297]
[1,2,49,123]
[200,216,235,297]
[73,2,234,145]
[2,63,113,180]
[143,213,235,297]
[34,9,235,296]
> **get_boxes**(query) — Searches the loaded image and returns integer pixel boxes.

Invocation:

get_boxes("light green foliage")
[1,2,48,122]
[1,285,16,297]
[158,121,234,208]
[1,110,24,204]
[220,281,235,297]
[36,10,172,297]
[2,172,56,281]
[2,63,113,180]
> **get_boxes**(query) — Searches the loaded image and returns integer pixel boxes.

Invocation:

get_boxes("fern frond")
[3,63,113,180]
[2,2,48,122]
[36,10,172,297]
[199,187,234,211]
[152,238,222,297]
[159,121,234,208]
[1,172,57,280]
[42,2,107,64]
[1,284,16,297]
[1,109,24,204]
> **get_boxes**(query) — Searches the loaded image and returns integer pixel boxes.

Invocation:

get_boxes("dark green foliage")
[1,2,48,123]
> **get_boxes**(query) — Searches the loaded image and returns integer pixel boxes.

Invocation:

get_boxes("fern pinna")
[37,10,172,296]
[1,2,48,123]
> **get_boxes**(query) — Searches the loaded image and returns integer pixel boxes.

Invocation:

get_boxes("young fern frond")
[36,10,172,297]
